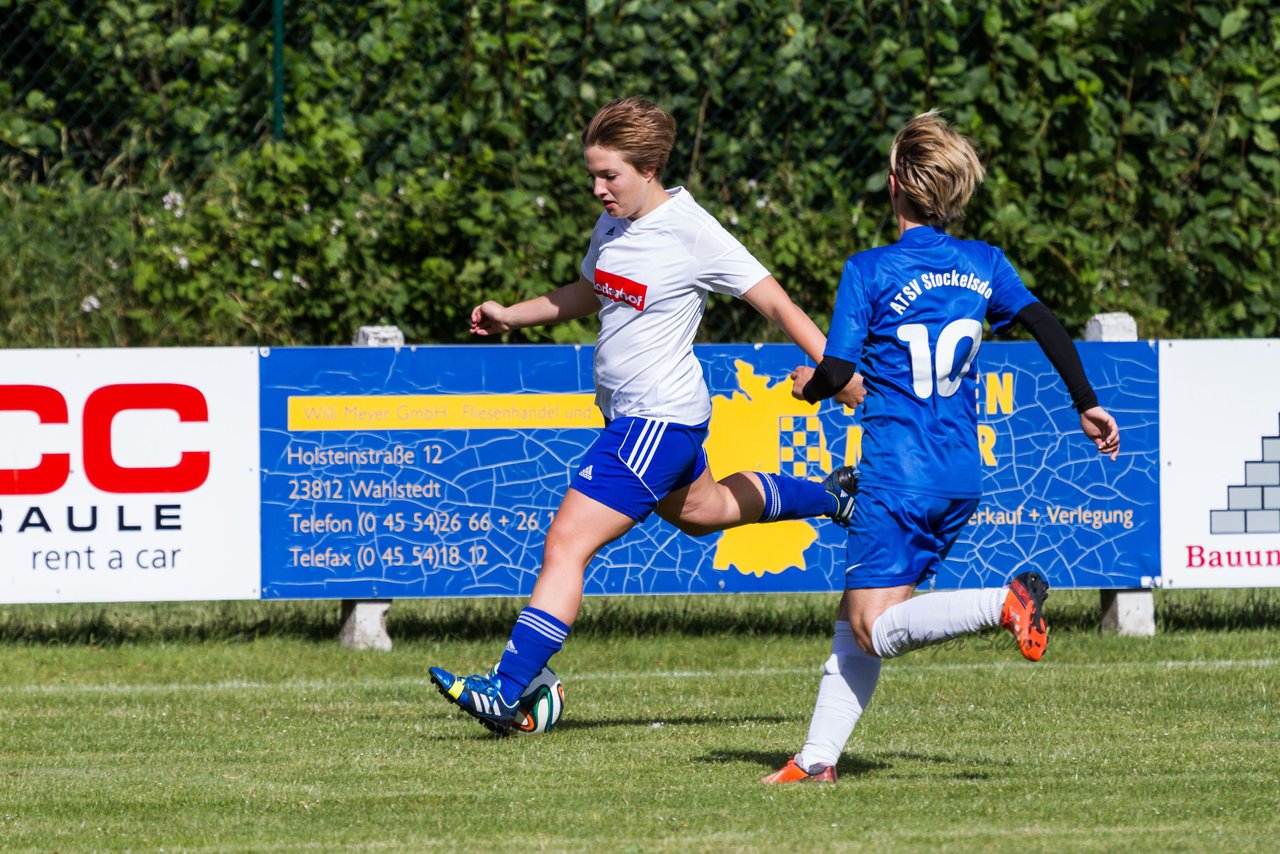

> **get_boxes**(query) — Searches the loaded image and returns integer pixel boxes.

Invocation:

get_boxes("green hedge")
[1,0,1276,347]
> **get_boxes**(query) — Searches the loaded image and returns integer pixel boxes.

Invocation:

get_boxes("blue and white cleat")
[822,465,860,527]
[429,666,521,735]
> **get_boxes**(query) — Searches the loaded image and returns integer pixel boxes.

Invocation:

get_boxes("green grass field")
[1,591,1277,852]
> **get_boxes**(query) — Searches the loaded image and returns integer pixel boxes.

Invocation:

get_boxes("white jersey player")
[430,97,864,734]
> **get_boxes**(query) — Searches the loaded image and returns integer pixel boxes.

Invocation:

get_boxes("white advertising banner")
[0,349,261,603]
[1160,339,1280,587]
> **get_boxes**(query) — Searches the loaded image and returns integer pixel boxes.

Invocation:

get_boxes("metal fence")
[1,1,986,186]
[10,2,1267,347]
[1,0,277,177]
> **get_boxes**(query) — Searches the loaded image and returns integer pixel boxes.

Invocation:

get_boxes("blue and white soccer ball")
[514,666,564,734]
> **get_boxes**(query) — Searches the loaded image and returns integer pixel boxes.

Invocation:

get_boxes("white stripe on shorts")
[633,420,667,477]
[625,419,667,478]
[624,419,657,470]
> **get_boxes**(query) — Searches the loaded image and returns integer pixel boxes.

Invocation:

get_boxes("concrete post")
[338,599,393,652]
[1085,312,1156,637]
[353,325,406,348]
[338,325,406,651]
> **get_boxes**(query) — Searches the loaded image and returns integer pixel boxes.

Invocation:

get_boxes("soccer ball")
[514,667,564,734]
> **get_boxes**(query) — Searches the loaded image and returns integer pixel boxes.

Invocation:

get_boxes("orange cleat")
[1001,571,1050,661]
[760,756,838,784]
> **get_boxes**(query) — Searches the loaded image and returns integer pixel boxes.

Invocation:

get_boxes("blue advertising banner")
[259,342,1159,599]
[938,341,1160,590]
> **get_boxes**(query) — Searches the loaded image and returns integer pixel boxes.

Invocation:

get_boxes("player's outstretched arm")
[470,277,599,336]
[741,275,826,363]
[744,277,867,409]
[1014,301,1120,461]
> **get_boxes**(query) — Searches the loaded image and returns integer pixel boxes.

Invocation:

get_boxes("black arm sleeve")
[802,356,857,404]
[1014,302,1099,413]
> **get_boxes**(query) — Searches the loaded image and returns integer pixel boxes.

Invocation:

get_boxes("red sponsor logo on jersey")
[594,270,648,311]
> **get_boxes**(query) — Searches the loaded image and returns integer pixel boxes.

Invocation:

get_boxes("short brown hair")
[581,97,677,181]
[889,110,985,224]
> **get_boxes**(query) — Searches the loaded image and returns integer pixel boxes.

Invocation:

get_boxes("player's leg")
[528,489,636,626]
[860,497,1050,661]
[765,488,912,781]
[487,489,633,699]
[769,491,1052,777]
[507,417,706,684]
[429,491,634,733]
[431,416,709,732]
[656,457,858,536]
[778,584,912,779]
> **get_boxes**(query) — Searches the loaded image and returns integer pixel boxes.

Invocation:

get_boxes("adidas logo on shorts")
[579,465,594,481]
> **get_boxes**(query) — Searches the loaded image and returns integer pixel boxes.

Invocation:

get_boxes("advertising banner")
[940,340,1161,590]
[0,340,1186,604]
[0,349,261,603]
[1159,339,1280,588]
[260,342,1160,599]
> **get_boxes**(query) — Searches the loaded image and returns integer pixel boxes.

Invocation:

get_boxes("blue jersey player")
[764,110,1120,783]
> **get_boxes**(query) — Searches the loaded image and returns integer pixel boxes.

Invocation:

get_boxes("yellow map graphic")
[705,360,834,578]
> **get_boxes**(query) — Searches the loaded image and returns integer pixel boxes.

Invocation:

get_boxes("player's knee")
[542,524,585,565]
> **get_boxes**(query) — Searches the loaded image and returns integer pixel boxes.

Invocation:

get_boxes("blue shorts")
[844,486,979,589]
[569,417,710,521]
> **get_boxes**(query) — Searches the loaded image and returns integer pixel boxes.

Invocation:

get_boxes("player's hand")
[789,365,814,401]
[470,301,512,336]
[834,372,867,410]
[1080,406,1120,461]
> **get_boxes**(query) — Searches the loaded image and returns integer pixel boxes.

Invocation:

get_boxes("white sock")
[795,621,881,772]
[871,588,1005,659]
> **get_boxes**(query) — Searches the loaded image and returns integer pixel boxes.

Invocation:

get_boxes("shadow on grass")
[702,748,986,780]
[2,589,1277,645]
[705,749,993,782]
[421,715,790,742]
[703,748,893,777]
[553,714,789,731]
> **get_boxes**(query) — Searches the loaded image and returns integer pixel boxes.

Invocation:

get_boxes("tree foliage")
[1,0,1276,347]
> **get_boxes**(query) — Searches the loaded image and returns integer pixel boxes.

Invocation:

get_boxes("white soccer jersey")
[579,187,769,424]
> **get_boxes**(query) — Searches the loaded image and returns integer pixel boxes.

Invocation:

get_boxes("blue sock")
[494,607,570,704]
[757,472,834,521]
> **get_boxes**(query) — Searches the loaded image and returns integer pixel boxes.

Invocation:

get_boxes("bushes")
[1,0,1276,347]
[0,171,140,347]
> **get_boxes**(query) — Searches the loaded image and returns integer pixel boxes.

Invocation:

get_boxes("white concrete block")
[1084,312,1138,343]
[338,600,393,652]
[353,325,405,347]
[1100,589,1155,637]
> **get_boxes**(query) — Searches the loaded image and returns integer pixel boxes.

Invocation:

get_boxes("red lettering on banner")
[0,385,71,495]
[594,270,648,311]
[0,383,211,495]
[83,384,211,494]
[1186,544,1280,569]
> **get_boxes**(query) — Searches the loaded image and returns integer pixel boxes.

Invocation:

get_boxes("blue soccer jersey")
[825,226,1037,498]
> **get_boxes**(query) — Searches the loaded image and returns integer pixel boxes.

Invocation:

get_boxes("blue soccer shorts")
[569,416,710,521]
[843,486,979,589]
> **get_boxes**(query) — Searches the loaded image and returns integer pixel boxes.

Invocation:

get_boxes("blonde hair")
[581,97,677,181]
[889,110,985,224]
